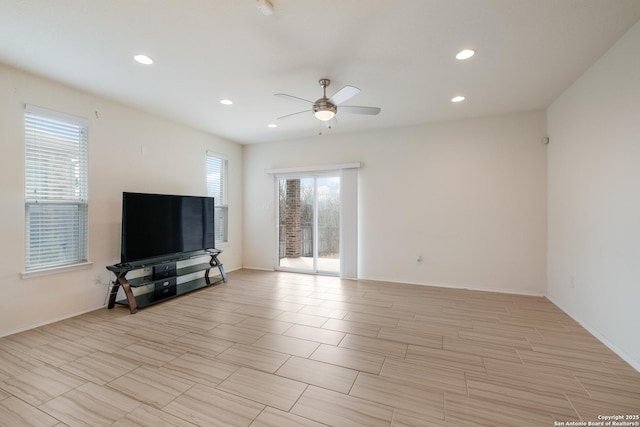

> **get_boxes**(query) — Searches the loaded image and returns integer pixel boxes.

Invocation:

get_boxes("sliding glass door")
[277,174,340,275]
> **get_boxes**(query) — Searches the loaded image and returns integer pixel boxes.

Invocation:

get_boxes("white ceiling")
[1,1,639,144]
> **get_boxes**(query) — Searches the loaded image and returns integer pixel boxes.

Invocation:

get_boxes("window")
[24,105,89,271]
[206,152,228,244]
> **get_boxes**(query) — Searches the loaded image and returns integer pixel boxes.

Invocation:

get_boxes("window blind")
[206,152,228,243]
[25,105,89,271]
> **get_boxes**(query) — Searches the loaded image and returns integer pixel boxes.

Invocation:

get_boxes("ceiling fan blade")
[277,110,312,120]
[274,93,315,105]
[338,105,381,115]
[329,85,360,105]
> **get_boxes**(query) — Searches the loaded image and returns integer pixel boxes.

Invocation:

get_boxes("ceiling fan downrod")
[319,78,331,96]
[314,79,336,121]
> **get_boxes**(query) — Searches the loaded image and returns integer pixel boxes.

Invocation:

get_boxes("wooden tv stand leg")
[107,273,138,314]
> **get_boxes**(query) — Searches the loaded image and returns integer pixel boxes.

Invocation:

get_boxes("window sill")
[21,261,94,279]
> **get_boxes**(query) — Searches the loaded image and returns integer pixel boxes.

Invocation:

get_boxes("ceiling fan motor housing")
[313,78,337,120]
[313,98,337,116]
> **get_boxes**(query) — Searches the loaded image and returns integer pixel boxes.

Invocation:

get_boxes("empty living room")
[0,1,639,426]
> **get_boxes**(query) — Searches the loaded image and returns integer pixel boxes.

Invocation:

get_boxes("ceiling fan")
[275,79,381,123]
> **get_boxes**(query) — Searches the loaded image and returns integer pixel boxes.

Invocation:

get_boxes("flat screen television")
[120,192,215,265]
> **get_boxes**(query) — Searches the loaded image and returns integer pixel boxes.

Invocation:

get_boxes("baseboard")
[234,269,545,296]
[546,295,640,373]
[358,274,546,297]
[240,267,638,370]
[2,266,244,339]
[0,304,106,339]
[240,266,276,272]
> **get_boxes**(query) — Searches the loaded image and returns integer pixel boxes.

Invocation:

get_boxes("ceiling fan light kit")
[313,79,337,121]
[314,108,336,121]
[275,78,381,127]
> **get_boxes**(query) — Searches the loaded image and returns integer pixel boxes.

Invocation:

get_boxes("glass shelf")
[114,275,224,309]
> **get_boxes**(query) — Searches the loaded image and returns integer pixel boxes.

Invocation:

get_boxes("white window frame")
[23,105,90,274]
[206,152,229,245]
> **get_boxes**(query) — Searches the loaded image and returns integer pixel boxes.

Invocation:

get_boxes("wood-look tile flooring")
[1,269,639,426]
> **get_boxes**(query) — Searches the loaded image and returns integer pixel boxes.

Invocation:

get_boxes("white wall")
[0,64,243,337]
[547,21,640,369]
[244,110,548,295]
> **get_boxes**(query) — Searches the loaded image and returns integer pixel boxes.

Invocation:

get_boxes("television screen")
[121,192,215,264]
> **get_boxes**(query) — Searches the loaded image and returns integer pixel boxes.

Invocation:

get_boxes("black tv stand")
[106,249,227,314]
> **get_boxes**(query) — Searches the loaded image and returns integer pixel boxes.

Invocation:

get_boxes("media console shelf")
[106,249,227,314]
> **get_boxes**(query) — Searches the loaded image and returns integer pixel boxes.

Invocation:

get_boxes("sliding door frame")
[267,163,360,279]
[275,172,340,275]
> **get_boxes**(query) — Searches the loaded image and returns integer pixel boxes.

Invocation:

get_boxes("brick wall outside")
[285,179,301,257]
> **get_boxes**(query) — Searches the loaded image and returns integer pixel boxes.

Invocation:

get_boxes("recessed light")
[456,49,475,60]
[451,96,466,103]
[220,99,233,105]
[267,123,277,128]
[134,54,154,65]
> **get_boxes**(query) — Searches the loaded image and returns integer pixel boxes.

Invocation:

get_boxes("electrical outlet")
[570,276,575,289]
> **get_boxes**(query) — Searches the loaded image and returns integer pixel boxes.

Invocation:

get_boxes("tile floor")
[0,269,638,426]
